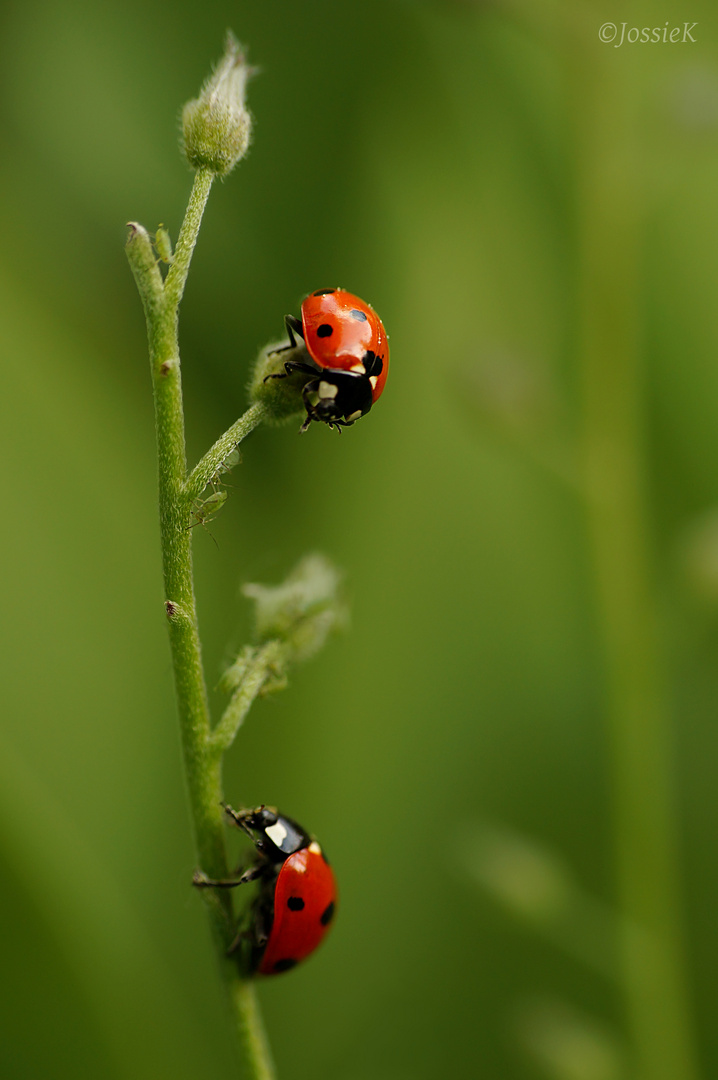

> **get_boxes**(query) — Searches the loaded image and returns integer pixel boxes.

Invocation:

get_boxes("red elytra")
[259,842,337,975]
[300,289,389,406]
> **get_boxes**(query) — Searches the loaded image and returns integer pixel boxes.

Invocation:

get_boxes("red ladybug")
[194,804,337,976]
[266,288,389,431]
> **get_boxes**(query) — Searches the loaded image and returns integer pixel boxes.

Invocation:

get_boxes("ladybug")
[266,288,389,431]
[193,804,337,976]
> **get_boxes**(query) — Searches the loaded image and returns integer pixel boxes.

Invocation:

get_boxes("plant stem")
[186,401,268,502]
[233,981,277,1080]
[164,167,215,312]
[126,171,276,1079]
[572,38,699,1080]
[149,167,228,892]
[210,641,283,755]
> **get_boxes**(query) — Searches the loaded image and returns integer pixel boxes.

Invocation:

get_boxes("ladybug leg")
[268,314,305,356]
[226,928,251,955]
[227,898,270,954]
[264,359,319,383]
[299,381,321,432]
[300,379,344,433]
[284,314,304,348]
[192,863,265,889]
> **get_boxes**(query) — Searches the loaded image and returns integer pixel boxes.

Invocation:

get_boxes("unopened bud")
[182,32,256,177]
[243,555,346,663]
[249,340,309,425]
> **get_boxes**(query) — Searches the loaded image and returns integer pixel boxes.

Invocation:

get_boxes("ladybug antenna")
[221,802,255,841]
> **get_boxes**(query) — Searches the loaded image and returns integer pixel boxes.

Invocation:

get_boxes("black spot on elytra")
[317,323,333,338]
[363,350,383,377]
[287,896,305,911]
[350,309,368,322]
[320,901,335,926]
[273,958,298,973]
[313,288,336,296]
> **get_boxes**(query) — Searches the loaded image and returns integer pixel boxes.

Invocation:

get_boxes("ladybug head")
[301,370,373,430]
[228,805,311,861]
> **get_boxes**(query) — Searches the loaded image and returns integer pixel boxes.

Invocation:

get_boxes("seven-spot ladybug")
[266,288,389,432]
[193,804,337,976]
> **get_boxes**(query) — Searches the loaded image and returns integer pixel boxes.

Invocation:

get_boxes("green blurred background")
[2,1,718,1077]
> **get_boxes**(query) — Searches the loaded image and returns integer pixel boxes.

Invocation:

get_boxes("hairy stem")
[164,167,215,312]
[186,401,268,502]
[211,641,283,755]
[126,172,276,1080]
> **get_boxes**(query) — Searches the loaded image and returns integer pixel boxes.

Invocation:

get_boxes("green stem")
[211,641,283,755]
[186,401,269,502]
[126,172,276,1080]
[572,36,699,1080]
[164,167,215,312]
[233,981,277,1080]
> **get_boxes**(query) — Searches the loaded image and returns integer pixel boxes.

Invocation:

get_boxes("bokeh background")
[2,1,718,1077]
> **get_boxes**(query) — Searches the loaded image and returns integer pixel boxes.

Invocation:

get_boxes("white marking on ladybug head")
[369,375,378,390]
[345,410,362,423]
[266,821,288,848]
[309,841,322,855]
[350,362,366,374]
[318,380,338,399]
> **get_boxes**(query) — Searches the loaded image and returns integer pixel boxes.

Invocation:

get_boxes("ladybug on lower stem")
[266,288,389,432]
[194,804,337,976]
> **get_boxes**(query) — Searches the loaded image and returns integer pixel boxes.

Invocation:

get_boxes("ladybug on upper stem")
[266,288,389,432]
[193,804,337,976]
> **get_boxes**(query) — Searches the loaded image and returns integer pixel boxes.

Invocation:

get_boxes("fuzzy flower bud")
[248,340,309,425]
[219,556,346,702]
[244,555,346,664]
[181,32,255,177]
